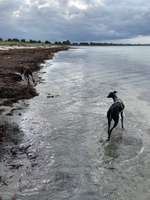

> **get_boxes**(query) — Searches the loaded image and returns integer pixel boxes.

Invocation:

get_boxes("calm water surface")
[2,46,150,200]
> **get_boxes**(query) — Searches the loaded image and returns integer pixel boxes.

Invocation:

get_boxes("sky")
[0,0,150,43]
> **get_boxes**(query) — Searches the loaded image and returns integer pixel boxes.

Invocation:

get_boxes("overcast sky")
[0,0,150,43]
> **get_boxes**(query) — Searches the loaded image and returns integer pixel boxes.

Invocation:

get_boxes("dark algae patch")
[0,46,68,105]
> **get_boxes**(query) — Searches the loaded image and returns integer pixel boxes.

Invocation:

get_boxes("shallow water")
[2,46,150,199]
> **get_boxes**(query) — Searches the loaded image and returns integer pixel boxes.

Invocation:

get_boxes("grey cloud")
[0,0,150,41]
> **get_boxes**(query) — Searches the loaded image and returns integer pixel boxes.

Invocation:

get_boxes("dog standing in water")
[107,91,125,141]
[21,67,35,86]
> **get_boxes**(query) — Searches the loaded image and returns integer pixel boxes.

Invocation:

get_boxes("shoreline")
[0,46,69,199]
[0,46,69,147]
[0,46,69,110]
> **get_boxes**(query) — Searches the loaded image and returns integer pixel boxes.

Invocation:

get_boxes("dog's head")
[107,91,117,98]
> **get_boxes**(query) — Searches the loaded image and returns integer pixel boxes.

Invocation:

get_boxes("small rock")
[47,95,54,98]
[26,151,37,160]
[106,166,116,170]
[6,112,13,116]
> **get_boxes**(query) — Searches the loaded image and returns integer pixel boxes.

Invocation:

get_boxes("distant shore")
[0,46,69,110]
[1,39,150,47]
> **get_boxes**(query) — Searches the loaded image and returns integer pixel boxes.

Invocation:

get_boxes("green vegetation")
[0,38,150,46]
[0,38,71,47]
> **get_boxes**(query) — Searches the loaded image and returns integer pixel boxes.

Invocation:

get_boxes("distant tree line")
[0,38,149,46]
[0,38,72,45]
[71,42,150,46]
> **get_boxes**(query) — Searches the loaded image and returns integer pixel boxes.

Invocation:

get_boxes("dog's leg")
[30,74,35,84]
[108,115,119,140]
[107,117,111,141]
[25,75,30,86]
[121,111,124,129]
[107,130,111,141]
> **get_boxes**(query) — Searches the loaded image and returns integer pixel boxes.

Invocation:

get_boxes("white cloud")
[69,0,89,10]
[68,0,104,10]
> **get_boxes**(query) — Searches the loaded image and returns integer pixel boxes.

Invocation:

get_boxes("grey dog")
[107,91,125,141]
